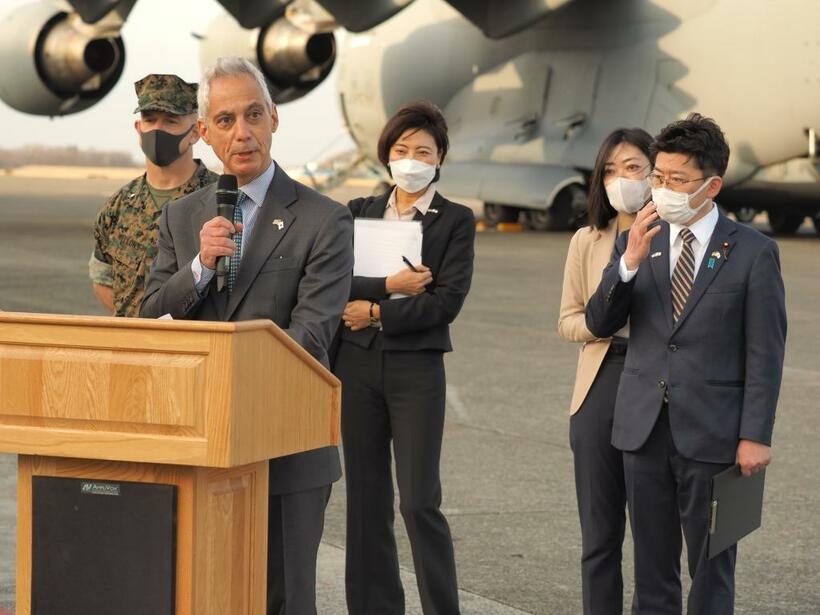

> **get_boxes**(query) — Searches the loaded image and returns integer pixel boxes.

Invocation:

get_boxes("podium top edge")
[0,312,274,333]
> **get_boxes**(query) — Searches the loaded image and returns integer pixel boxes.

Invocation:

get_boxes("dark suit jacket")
[337,190,475,354]
[141,165,353,494]
[585,211,787,464]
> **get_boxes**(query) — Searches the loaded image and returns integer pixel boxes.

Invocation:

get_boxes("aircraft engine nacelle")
[199,13,335,105]
[0,0,125,116]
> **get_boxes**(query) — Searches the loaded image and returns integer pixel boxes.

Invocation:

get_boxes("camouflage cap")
[133,74,198,115]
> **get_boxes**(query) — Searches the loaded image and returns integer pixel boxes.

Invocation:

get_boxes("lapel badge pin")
[428,208,439,214]
[711,250,721,260]
[272,219,285,230]
[651,251,662,258]
[708,257,716,269]
[722,241,731,261]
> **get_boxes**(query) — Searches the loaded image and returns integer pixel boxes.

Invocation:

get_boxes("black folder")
[707,464,766,559]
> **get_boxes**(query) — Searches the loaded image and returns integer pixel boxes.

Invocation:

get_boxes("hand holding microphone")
[198,174,242,290]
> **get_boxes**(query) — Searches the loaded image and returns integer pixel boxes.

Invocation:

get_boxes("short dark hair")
[587,127,653,230]
[651,112,730,177]
[377,100,449,169]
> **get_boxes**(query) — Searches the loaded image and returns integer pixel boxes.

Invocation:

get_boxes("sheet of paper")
[353,219,423,278]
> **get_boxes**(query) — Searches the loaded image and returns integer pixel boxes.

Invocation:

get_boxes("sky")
[0,0,352,169]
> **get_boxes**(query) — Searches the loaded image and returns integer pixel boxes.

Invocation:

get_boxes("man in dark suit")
[141,57,353,615]
[586,113,786,614]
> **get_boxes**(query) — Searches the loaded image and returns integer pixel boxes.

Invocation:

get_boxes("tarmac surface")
[0,174,819,613]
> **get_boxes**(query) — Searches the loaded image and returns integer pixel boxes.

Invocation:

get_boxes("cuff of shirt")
[618,255,638,283]
[191,254,215,293]
[88,253,113,286]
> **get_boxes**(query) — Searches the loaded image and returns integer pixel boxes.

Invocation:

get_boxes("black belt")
[607,336,628,356]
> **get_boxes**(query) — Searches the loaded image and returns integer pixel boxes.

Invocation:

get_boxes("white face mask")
[389,158,437,194]
[652,177,714,225]
[605,177,650,214]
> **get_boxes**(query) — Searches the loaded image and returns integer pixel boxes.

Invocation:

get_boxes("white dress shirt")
[383,182,437,220]
[619,203,719,282]
[192,161,276,290]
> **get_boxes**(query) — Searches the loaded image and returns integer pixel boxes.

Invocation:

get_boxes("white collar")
[670,202,719,247]
[387,182,437,216]
[238,160,276,208]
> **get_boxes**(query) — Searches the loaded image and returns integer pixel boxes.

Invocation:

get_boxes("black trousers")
[335,336,460,615]
[267,484,332,615]
[570,351,627,615]
[624,406,736,615]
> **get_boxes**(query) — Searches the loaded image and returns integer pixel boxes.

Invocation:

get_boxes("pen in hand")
[402,255,420,273]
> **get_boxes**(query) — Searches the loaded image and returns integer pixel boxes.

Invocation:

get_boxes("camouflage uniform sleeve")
[90,192,120,285]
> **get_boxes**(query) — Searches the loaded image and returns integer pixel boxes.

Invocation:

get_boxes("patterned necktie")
[671,228,696,322]
[228,191,245,294]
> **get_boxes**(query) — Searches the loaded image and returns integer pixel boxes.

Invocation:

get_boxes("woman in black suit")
[334,100,475,615]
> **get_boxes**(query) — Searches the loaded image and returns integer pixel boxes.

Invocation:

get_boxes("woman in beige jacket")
[558,128,653,615]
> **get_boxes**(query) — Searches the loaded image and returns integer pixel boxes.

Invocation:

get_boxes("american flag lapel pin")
[651,251,662,258]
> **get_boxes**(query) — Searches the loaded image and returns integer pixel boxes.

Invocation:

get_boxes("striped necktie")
[228,191,245,294]
[671,228,696,323]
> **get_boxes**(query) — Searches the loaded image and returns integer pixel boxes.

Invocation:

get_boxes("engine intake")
[0,1,124,116]
[257,17,336,101]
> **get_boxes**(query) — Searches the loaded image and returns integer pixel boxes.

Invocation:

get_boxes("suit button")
[658,379,666,389]
[669,344,679,352]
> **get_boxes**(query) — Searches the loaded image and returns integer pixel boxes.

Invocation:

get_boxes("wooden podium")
[0,312,341,615]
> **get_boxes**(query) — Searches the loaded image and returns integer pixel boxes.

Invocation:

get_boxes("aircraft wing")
[67,0,572,38]
[65,0,119,23]
[444,0,574,38]
[312,0,574,38]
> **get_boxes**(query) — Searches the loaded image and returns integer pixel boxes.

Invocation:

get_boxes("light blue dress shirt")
[192,161,276,291]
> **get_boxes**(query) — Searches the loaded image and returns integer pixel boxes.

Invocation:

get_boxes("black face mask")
[140,124,194,167]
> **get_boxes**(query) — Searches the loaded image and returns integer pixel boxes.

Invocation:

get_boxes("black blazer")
[585,212,787,464]
[339,190,475,353]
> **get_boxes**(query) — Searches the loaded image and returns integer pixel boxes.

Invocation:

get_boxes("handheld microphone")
[215,174,238,292]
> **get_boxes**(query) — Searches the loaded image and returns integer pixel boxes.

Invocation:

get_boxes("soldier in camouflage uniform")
[90,73,218,317]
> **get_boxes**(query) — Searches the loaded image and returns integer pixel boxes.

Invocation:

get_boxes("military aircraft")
[1,0,819,234]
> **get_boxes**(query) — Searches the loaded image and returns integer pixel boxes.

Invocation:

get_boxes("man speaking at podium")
[141,57,353,614]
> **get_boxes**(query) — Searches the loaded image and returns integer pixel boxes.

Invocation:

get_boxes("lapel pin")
[711,250,721,260]
[651,251,663,258]
[708,257,716,269]
[722,241,731,261]
[428,208,439,214]
[272,219,285,230]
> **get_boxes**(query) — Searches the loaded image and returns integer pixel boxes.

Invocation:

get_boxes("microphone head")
[217,174,237,192]
[216,174,238,207]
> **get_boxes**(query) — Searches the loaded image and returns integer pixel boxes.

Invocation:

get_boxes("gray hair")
[198,57,274,119]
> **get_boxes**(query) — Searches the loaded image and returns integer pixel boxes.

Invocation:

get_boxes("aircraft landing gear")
[483,203,520,225]
[525,184,587,231]
[767,209,805,235]
[734,207,757,224]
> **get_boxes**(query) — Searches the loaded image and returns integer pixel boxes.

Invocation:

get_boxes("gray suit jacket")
[585,212,787,464]
[141,165,353,494]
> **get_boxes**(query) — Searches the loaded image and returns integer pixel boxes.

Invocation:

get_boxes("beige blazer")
[558,221,620,414]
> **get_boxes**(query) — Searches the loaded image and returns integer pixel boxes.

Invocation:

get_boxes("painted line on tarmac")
[446,384,471,423]
[782,365,820,385]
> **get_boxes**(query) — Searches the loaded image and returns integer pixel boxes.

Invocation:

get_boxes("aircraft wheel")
[767,209,804,235]
[526,184,585,231]
[483,203,519,225]
[734,207,757,224]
